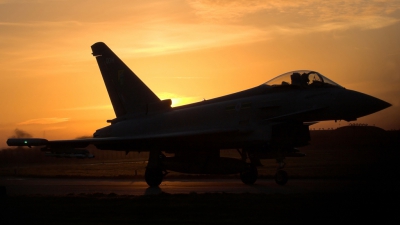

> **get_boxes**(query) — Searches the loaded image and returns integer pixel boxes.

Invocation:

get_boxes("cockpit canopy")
[264,70,342,88]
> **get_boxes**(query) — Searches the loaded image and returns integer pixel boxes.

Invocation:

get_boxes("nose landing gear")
[274,170,288,185]
[275,158,288,185]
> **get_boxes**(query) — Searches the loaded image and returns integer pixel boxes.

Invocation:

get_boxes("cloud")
[315,16,399,31]
[58,105,112,111]
[187,0,305,20]
[270,16,399,36]
[0,20,83,27]
[0,0,67,4]
[188,0,400,19]
[187,0,400,30]
[43,126,66,130]
[0,12,266,61]
[119,23,268,57]
[1,0,399,64]
[18,117,69,125]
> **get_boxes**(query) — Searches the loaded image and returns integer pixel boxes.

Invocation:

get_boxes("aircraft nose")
[368,95,392,112]
[336,90,391,121]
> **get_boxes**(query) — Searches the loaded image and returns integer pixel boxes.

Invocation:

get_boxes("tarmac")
[1,177,363,196]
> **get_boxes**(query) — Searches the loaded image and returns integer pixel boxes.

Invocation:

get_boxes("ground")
[0,127,399,224]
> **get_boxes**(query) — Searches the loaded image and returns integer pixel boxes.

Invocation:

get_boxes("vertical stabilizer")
[91,42,160,117]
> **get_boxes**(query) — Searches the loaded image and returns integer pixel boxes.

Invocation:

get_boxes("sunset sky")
[1,0,399,148]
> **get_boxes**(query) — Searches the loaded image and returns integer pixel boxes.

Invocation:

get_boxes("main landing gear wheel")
[240,164,258,185]
[145,168,163,187]
[274,170,288,185]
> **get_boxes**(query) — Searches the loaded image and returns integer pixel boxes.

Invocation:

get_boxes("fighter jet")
[7,42,391,187]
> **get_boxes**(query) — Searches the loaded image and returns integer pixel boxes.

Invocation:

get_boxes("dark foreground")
[1,178,399,224]
[1,190,399,225]
[1,176,400,225]
[0,127,399,224]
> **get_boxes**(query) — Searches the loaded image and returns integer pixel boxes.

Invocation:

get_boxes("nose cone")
[336,90,391,121]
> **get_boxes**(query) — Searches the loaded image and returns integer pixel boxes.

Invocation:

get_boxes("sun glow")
[158,92,201,107]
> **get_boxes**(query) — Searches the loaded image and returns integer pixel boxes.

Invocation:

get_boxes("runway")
[0,177,361,196]
[2,177,397,224]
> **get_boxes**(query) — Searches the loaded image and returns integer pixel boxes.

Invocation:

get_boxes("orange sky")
[1,0,399,148]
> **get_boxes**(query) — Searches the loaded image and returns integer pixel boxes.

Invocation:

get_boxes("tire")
[240,164,258,185]
[145,168,163,187]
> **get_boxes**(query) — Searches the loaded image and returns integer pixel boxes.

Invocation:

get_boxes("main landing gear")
[145,168,164,187]
[274,158,288,185]
[143,149,291,187]
[240,164,258,185]
[145,150,166,187]
[238,163,288,186]
[274,170,288,185]
[238,148,290,186]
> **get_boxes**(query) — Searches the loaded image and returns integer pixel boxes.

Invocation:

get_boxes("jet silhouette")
[7,42,391,186]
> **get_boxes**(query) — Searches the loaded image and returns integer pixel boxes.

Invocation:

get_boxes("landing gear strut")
[274,157,288,185]
[274,170,288,185]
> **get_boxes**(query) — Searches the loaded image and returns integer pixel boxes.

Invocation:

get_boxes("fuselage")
[94,75,390,151]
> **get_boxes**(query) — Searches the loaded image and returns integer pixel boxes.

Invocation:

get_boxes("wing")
[7,128,240,151]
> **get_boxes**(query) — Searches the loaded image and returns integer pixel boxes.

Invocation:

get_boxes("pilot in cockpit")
[291,72,309,87]
[300,73,310,86]
[290,73,302,86]
[265,70,343,88]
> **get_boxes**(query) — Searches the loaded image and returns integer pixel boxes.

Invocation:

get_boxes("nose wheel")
[274,156,288,185]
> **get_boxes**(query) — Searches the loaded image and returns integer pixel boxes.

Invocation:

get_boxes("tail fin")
[91,42,160,117]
